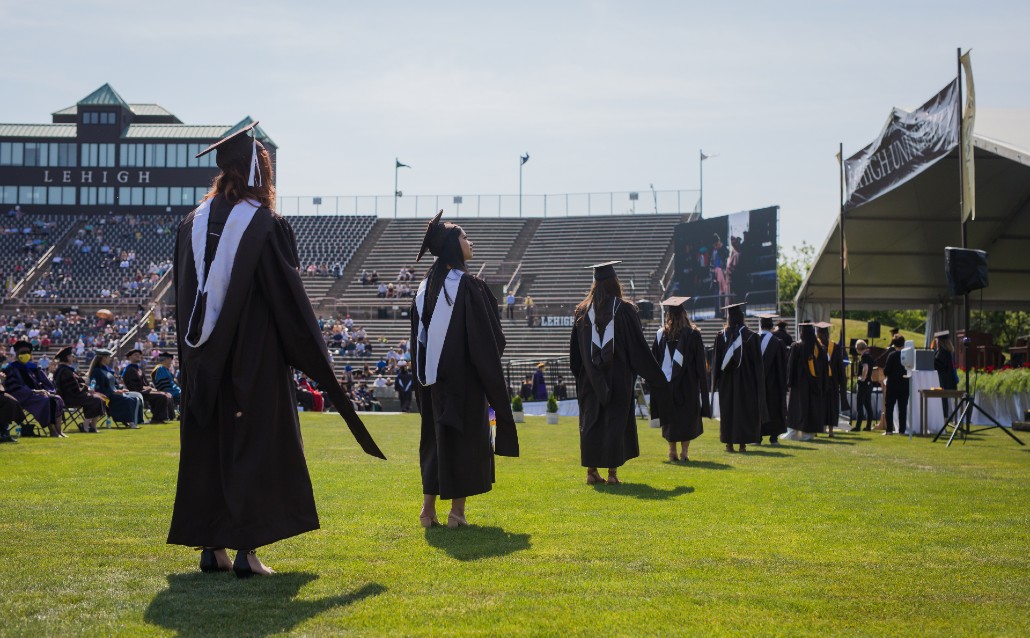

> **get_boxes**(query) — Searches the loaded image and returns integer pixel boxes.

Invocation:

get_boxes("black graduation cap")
[55,346,73,360]
[585,261,621,282]
[196,121,259,167]
[661,296,691,309]
[416,210,462,263]
[13,340,31,352]
[933,330,951,338]
[157,351,175,360]
[757,313,777,328]
[126,348,143,357]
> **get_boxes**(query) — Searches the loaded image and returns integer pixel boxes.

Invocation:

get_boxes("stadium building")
[0,83,275,215]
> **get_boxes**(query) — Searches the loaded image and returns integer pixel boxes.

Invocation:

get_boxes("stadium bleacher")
[1,213,77,297]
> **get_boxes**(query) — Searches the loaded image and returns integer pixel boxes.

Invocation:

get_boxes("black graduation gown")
[934,348,957,390]
[712,326,767,444]
[168,200,383,550]
[394,369,414,410]
[570,302,669,468]
[90,366,144,424]
[122,363,174,421]
[53,364,106,419]
[0,379,27,429]
[650,327,708,443]
[758,332,788,438]
[411,273,518,500]
[786,341,827,434]
[822,341,849,425]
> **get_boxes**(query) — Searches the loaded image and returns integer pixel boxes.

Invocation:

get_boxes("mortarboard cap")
[661,296,691,308]
[721,302,746,311]
[126,348,143,357]
[55,346,73,360]
[814,321,832,330]
[196,121,264,187]
[757,313,778,319]
[94,348,114,357]
[156,351,175,359]
[585,261,622,282]
[13,340,32,352]
[933,330,951,338]
[416,210,462,263]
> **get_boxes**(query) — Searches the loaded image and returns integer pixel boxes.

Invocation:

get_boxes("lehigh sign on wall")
[844,79,959,211]
[42,169,152,184]
[531,316,575,328]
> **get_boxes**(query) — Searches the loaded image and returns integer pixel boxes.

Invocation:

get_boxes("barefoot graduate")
[570,261,670,485]
[712,303,766,453]
[756,314,788,445]
[167,122,384,577]
[650,296,709,462]
[411,211,519,528]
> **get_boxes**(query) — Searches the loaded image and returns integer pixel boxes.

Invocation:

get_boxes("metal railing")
[276,189,699,218]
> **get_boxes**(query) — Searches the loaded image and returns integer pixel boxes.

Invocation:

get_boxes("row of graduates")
[0,340,181,440]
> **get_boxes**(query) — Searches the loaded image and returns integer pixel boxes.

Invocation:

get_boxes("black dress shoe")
[199,548,230,573]
[0,435,17,444]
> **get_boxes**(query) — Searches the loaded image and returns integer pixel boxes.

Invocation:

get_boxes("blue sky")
[2,1,1028,250]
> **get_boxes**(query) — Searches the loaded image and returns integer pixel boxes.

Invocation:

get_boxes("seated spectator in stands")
[374,374,388,390]
[377,282,388,298]
[386,282,396,298]
[52,347,106,433]
[344,315,354,330]
[399,282,412,297]
[354,382,375,411]
[0,354,27,443]
[371,270,380,284]
[519,374,534,401]
[355,341,366,358]
[121,349,175,423]
[395,361,414,412]
[360,270,370,285]
[3,340,65,437]
[376,357,388,374]
[340,365,355,394]
[89,350,144,428]
[150,351,181,406]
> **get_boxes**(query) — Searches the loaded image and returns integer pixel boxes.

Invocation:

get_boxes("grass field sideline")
[1,413,1028,637]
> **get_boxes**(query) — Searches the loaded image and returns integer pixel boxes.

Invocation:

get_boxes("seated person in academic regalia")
[712,303,767,453]
[88,349,145,428]
[0,353,28,443]
[296,373,325,412]
[411,210,518,528]
[121,348,175,423]
[3,340,66,437]
[756,314,788,445]
[519,374,534,401]
[553,375,568,401]
[150,352,181,408]
[650,296,709,462]
[51,346,107,433]
[570,261,670,485]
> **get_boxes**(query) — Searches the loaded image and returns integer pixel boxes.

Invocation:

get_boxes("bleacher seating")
[1,214,77,296]
[290,214,376,274]
[518,214,686,304]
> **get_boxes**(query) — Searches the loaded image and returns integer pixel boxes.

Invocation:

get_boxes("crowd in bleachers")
[1,207,77,301]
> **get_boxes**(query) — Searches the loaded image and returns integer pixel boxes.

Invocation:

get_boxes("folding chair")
[62,407,86,434]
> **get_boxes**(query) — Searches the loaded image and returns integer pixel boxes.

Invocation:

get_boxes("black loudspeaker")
[849,338,859,357]
[638,300,654,320]
[867,321,881,339]
[945,247,989,296]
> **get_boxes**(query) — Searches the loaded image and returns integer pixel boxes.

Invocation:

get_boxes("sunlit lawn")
[1,413,1027,637]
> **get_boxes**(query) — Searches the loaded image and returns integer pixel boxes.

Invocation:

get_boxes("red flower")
[985,365,995,374]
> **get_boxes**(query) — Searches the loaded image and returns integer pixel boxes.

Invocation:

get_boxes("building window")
[81,143,116,167]
[1,186,17,204]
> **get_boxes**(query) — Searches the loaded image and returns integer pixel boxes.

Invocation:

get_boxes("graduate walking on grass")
[712,303,767,453]
[782,323,827,442]
[816,322,849,437]
[411,211,519,529]
[570,261,671,485]
[650,297,709,462]
[756,314,788,445]
[167,122,384,578]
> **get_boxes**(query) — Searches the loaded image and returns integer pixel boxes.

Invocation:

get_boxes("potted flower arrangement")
[511,395,524,423]
[546,394,560,424]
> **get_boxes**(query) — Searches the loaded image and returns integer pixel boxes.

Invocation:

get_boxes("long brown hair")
[203,144,276,210]
[663,307,693,342]
[574,277,633,322]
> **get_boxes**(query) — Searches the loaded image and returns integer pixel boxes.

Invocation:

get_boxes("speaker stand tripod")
[933,391,1025,447]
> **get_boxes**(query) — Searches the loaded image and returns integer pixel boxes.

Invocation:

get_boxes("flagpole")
[394,158,399,219]
[519,156,523,218]
[839,141,847,427]
[699,149,703,218]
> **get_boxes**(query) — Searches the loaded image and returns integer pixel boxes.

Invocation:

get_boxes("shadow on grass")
[770,443,817,451]
[810,438,857,446]
[424,525,531,561]
[144,572,385,637]
[591,483,694,500]
[674,460,733,470]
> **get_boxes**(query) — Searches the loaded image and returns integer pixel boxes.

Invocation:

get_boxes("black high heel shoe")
[199,547,230,573]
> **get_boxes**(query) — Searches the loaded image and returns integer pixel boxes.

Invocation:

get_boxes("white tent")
[795,110,1030,341]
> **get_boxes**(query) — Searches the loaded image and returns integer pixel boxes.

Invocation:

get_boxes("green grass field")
[1,414,1027,637]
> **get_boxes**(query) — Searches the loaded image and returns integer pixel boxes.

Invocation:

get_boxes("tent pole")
[839,141,848,426]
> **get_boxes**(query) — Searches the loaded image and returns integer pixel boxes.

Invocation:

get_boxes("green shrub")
[546,394,559,413]
[512,395,523,412]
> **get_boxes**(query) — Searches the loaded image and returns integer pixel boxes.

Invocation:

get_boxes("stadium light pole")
[519,153,530,217]
[394,158,410,218]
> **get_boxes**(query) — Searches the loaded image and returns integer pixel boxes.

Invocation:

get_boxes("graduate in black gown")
[783,323,826,442]
[712,303,767,453]
[650,296,709,462]
[167,122,384,577]
[52,347,107,433]
[410,210,518,528]
[756,314,788,445]
[816,322,849,437]
[570,261,670,485]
